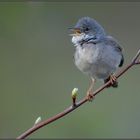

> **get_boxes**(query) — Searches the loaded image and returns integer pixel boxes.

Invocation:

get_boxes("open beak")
[68,27,83,36]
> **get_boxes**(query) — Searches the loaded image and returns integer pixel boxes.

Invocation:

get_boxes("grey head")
[70,17,106,46]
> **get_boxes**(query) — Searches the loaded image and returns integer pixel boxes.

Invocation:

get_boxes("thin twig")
[132,49,140,63]
[17,49,140,139]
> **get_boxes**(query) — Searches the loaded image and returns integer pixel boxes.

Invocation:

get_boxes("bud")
[34,116,41,125]
[72,88,78,98]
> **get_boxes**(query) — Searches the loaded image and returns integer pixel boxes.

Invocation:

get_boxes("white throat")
[71,33,85,46]
[71,34,94,46]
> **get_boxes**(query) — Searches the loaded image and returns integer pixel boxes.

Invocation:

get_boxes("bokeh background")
[0,2,140,138]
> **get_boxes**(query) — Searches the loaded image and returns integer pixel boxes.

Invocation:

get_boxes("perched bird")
[70,17,124,101]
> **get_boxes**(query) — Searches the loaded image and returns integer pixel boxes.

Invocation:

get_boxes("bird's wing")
[105,36,124,67]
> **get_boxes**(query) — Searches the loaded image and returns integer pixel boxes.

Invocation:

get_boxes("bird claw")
[110,75,117,85]
[86,91,95,102]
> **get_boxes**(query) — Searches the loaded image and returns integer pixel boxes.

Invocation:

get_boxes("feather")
[104,36,124,67]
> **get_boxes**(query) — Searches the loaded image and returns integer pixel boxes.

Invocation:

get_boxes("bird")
[70,17,124,101]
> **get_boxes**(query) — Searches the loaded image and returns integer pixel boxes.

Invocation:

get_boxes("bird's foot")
[109,75,118,87]
[104,75,118,88]
[110,75,117,84]
[86,91,95,102]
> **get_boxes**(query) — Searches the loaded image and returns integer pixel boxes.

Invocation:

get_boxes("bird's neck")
[72,34,104,47]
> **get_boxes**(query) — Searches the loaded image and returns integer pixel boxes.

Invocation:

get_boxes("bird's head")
[70,17,106,46]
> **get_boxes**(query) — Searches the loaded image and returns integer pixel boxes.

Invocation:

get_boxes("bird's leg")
[86,78,96,101]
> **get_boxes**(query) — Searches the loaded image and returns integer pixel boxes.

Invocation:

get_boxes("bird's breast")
[74,43,121,79]
[74,44,99,73]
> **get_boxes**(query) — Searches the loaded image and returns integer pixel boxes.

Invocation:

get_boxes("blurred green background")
[0,2,140,138]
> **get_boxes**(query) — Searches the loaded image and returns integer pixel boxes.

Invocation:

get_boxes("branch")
[17,49,140,139]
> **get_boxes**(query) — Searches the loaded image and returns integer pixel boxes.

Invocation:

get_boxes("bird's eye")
[84,27,89,31]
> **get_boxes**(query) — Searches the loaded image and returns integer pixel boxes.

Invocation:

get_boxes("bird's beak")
[68,27,83,36]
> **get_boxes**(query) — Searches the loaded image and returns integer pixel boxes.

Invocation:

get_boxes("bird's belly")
[74,45,118,80]
[90,62,115,79]
[75,58,114,79]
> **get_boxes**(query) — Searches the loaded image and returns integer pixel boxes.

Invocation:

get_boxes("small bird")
[70,17,124,101]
